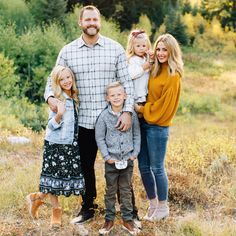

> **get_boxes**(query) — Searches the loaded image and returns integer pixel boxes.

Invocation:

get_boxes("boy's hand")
[129,156,136,161]
[106,159,115,164]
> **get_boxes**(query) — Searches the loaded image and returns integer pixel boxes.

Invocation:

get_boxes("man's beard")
[83,26,100,36]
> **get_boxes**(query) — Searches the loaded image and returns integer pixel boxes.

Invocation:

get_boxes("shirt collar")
[77,34,105,48]
[108,105,123,117]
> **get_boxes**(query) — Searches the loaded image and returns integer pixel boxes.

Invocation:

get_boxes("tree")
[200,0,236,30]
[29,0,67,26]
[0,53,20,98]
[164,6,189,45]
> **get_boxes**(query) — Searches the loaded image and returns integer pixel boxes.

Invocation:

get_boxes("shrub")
[178,90,221,115]
[0,97,48,131]
[0,0,34,33]
[0,53,20,97]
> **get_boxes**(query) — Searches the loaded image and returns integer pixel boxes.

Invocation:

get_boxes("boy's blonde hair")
[51,65,79,104]
[126,29,151,59]
[106,81,125,95]
[152,33,184,78]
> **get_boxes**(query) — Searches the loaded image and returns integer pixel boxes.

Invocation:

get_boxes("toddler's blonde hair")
[126,29,151,59]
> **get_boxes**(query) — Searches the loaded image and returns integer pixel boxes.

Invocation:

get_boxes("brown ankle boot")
[26,192,44,219]
[51,207,62,227]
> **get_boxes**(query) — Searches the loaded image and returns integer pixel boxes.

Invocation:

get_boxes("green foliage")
[0,23,66,103]
[193,18,236,53]
[63,6,82,41]
[178,90,221,115]
[0,54,19,98]
[162,8,189,45]
[132,14,152,37]
[0,0,34,33]
[182,0,192,14]
[100,17,128,47]
[0,97,48,131]
[29,0,67,26]
[200,0,236,30]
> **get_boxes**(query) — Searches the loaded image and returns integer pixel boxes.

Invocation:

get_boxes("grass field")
[0,49,236,235]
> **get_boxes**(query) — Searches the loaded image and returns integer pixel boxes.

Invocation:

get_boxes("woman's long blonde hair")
[152,33,183,78]
[126,29,151,60]
[51,65,79,104]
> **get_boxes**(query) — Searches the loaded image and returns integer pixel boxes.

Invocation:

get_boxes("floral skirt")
[39,140,85,197]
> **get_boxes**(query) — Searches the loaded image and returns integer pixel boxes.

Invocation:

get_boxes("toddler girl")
[126,29,153,104]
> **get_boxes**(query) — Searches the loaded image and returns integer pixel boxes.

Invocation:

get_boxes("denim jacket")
[45,93,77,144]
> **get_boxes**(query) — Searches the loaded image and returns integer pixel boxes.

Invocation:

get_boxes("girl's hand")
[147,49,155,60]
[57,101,66,116]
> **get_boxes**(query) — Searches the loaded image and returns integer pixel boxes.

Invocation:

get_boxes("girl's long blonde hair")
[51,65,79,104]
[126,29,151,60]
[152,33,183,78]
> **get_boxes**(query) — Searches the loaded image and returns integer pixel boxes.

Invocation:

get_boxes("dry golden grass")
[0,115,236,235]
[0,51,236,235]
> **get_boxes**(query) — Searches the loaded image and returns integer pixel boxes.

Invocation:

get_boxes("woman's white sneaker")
[152,205,169,220]
[143,207,157,221]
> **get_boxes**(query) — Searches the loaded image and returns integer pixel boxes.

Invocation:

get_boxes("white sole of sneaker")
[98,226,114,235]
[122,225,139,235]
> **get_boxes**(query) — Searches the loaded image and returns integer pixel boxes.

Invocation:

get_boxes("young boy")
[95,82,141,235]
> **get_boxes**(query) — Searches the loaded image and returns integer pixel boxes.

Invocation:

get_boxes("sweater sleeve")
[128,57,145,80]
[95,114,111,161]
[140,74,181,125]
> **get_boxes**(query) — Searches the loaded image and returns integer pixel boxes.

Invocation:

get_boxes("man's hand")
[48,97,60,112]
[106,159,115,164]
[115,112,132,132]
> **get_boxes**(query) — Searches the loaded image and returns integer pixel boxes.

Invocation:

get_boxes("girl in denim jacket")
[26,65,85,227]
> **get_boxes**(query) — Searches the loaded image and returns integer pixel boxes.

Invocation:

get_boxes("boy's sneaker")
[143,207,156,221]
[98,220,114,235]
[122,220,140,235]
[26,192,44,219]
[152,204,169,220]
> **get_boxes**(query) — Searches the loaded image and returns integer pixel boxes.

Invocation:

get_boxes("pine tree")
[29,0,67,26]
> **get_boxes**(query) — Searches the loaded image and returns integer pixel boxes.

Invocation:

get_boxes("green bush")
[0,0,34,34]
[0,53,20,97]
[178,91,221,115]
[0,97,48,132]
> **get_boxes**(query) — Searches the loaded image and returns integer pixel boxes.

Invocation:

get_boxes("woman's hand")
[134,104,141,113]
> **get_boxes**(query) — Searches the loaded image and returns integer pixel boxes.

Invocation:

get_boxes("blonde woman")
[26,65,85,227]
[135,33,183,221]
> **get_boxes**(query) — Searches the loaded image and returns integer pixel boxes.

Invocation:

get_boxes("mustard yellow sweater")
[139,64,181,126]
